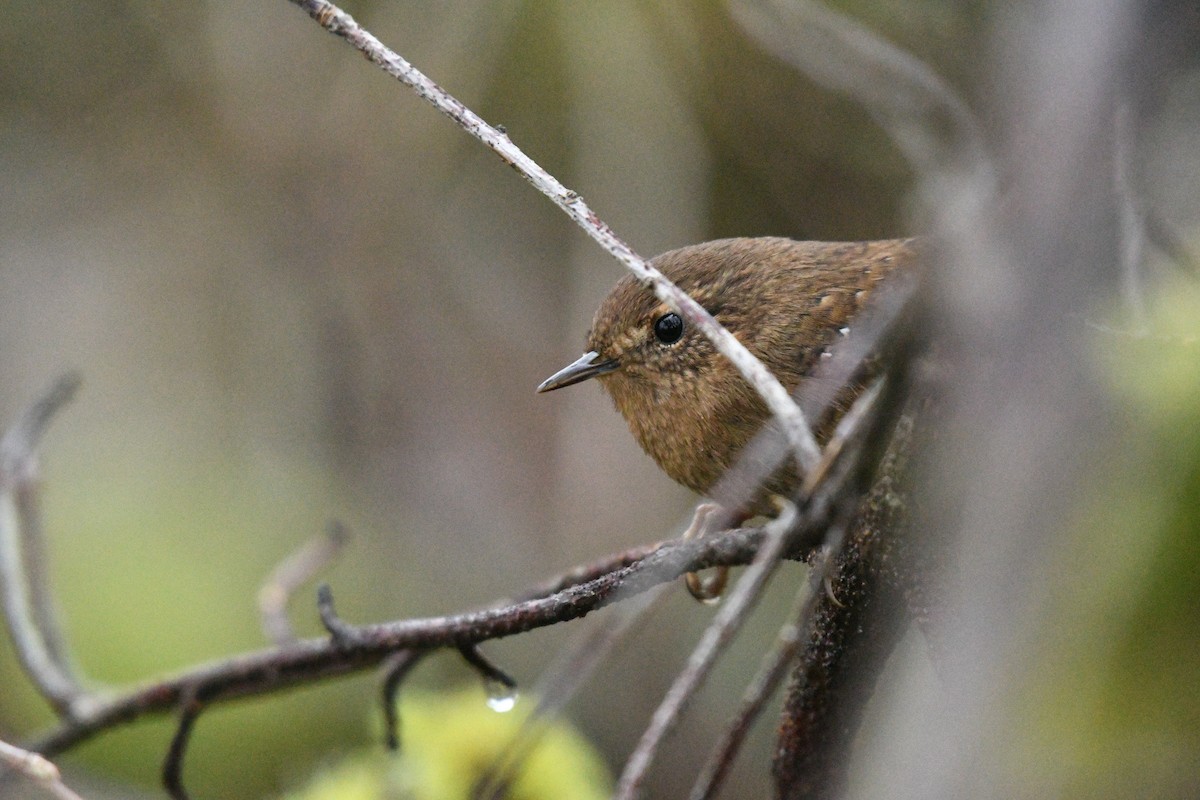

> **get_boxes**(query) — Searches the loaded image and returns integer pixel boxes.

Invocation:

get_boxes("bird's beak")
[537,351,619,393]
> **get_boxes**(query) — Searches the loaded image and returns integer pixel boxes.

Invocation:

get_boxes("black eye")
[653,312,684,345]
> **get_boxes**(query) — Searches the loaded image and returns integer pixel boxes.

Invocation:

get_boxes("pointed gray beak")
[537,351,619,393]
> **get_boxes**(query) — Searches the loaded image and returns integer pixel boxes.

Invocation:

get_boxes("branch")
[0,373,90,718]
[688,582,813,800]
[379,650,425,751]
[28,521,820,760]
[614,375,891,798]
[614,500,803,799]
[0,738,85,800]
[162,689,205,800]
[258,521,350,645]
[285,0,820,476]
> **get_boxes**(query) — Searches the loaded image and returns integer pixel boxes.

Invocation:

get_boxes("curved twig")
[259,521,350,645]
[379,651,425,751]
[0,373,90,718]
[162,688,205,800]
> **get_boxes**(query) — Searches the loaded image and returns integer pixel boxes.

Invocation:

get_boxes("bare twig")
[613,500,801,800]
[1114,102,1149,332]
[162,689,205,800]
[731,0,989,184]
[0,373,90,718]
[614,374,889,799]
[315,583,358,645]
[380,651,425,751]
[457,644,518,707]
[285,0,820,476]
[475,584,670,800]
[0,739,86,800]
[688,583,813,800]
[259,521,351,645]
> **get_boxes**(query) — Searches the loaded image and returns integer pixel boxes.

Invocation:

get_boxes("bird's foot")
[682,502,730,604]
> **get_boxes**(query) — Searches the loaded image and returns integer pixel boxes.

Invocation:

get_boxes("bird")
[537,236,917,596]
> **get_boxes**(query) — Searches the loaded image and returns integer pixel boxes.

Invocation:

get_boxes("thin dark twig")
[259,521,351,645]
[689,583,813,800]
[380,651,425,751]
[163,688,205,800]
[0,373,88,717]
[458,644,517,694]
[316,583,359,646]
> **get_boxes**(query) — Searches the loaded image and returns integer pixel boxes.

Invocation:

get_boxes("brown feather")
[582,237,917,507]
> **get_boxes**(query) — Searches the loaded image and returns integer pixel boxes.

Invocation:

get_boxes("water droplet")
[485,680,518,713]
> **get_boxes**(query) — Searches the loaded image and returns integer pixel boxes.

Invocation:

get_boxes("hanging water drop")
[485,679,518,713]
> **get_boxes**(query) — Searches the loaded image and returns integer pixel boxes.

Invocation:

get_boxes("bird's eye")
[653,312,684,345]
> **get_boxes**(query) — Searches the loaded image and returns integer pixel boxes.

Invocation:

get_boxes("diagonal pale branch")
[613,501,802,800]
[688,581,813,800]
[613,376,890,799]
[0,738,85,800]
[286,0,820,474]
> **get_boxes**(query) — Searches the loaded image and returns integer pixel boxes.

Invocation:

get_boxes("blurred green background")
[1,1,1197,798]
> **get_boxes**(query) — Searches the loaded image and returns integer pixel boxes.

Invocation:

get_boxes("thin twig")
[380,651,425,751]
[0,738,86,800]
[731,0,989,181]
[1114,101,1149,332]
[0,373,89,717]
[456,642,518,700]
[259,521,351,645]
[688,579,814,799]
[613,500,800,799]
[614,375,891,799]
[285,0,820,476]
[474,584,670,800]
[315,583,359,645]
[162,689,204,800]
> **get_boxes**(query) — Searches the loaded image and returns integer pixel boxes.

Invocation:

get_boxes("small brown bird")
[538,237,916,513]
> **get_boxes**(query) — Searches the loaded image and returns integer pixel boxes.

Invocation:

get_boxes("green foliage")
[1012,271,1200,797]
[284,687,612,800]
